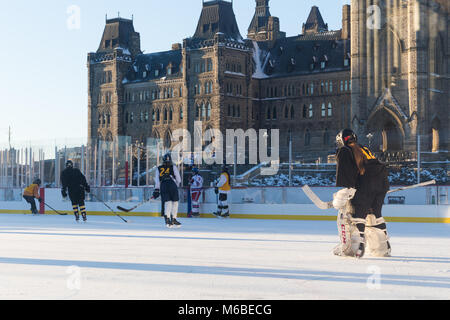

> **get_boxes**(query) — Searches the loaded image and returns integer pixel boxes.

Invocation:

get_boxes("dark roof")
[254,33,350,78]
[123,50,183,84]
[303,6,328,33]
[97,18,139,53]
[192,0,242,41]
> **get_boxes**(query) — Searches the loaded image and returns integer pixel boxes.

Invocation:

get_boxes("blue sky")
[0,0,350,147]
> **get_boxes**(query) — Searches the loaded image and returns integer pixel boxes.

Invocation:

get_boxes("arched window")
[232,105,236,117]
[163,108,168,122]
[290,105,295,119]
[302,105,307,119]
[267,107,271,120]
[179,105,183,121]
[156,109,160,122]
[169,107,173,122]
[308,104,313,118]
[273,106,277,119]
[206,103,212,120]
[284,106,289,118]
[196,105,200,119]
[328,103,333,117]
[321,103,326,117]
[237,105,241,117]
[201,103,206,119]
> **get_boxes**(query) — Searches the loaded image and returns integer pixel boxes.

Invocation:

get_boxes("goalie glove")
[332,188,357,210]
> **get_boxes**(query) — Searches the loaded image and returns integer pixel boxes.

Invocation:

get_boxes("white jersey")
[190,174,203,189]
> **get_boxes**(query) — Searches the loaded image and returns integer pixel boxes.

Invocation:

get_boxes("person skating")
[23,178,42,215]
[189,167,203,218]
[333,129,391,258]
[61,160,91,222]
[153,153,182,228]
[213,165,231,218]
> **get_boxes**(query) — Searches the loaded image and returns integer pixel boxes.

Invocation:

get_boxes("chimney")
[342,5,351,39]
[172,43,182,51]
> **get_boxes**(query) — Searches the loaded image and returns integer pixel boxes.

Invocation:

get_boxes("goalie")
[333,129,391,258]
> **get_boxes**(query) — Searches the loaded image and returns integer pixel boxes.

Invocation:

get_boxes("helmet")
[162,153,172,165]
[33,178,41,185]
[66,160,74,168]
[336,129,357,148]
[222,165,229,173]
[192,167,199,175]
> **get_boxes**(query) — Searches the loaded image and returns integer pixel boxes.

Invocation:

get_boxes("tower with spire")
[247,0,285,44]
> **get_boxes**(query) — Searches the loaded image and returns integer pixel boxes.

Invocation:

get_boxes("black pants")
[160,180,179,203]
[23,195,38,214]
[68,190,87,219]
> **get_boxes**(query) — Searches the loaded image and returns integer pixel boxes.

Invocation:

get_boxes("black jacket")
[336,145,389,193]
[61,167,89,195]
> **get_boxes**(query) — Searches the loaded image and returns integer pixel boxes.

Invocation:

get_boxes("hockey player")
[23,178,42,215]
[333,129,391,258]
[213,165,231,218]
[189,167,203,218]
[61,160,91,222]
[153,153,182,228]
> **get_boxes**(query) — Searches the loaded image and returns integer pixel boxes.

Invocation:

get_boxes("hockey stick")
[43,202,68,216]
[90,194,128,223]
[117,196,156,213]
[302,180,437,210]
[387,180,436,194]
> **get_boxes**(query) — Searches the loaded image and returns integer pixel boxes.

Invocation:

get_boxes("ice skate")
[171,219,182,228]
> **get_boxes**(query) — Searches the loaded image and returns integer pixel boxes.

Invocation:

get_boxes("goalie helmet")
[336,129,357,148]
[65,160,74,168]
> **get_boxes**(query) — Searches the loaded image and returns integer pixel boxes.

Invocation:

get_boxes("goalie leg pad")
[333,211,363,257]
[365,215,391,257]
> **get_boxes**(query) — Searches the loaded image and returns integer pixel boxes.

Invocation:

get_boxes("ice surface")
[0,214,449,300]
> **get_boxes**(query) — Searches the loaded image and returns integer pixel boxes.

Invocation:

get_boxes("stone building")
[87,0,448,164]
[350,0,448,159]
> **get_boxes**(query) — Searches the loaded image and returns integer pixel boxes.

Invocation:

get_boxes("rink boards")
[1,200,449,224]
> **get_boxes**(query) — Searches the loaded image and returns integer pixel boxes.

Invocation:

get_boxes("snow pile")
[246,168,448,187]
[252,41,269,79]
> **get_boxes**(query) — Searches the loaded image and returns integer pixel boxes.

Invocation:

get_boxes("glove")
[153,189,160,199]
[38,198,42,203]
[333,188,357,210]
[85,185,91,193]
[214,187,219,195]
[61,189,68,198]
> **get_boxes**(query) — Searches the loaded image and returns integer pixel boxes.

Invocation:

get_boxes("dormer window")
[155,69,159,77]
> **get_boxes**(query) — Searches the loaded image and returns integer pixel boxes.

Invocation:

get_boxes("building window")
[179,106,183,121]
[302,105,307,119]
[272,107,277,120]
[328,103,333,117]
[305,129,311,146]
[323,129,330,146]
[290,105,295,119]
[308,104,313,118]
[207,58,213,72]
[321,103,326,117]
[206,103,211,120]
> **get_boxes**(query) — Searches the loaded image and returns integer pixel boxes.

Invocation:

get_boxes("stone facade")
[87,0,448,163]
[350,0,449,158]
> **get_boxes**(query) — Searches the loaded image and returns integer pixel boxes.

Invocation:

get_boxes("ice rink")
[0,213,449,300]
